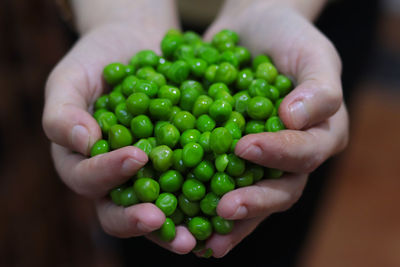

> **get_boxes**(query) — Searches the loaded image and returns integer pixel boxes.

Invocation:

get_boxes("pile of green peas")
[91,29,293,244]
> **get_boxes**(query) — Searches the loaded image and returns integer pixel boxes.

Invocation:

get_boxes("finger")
[235,103,348,173]
[146,225,197,255]
[96,199,165,238]
[216,173,307,220]
[52,143,148,198]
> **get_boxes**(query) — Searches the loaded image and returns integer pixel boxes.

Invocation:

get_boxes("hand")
[190,2,349,257]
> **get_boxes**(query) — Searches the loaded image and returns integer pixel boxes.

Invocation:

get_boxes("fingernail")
[71,125,89,154]
[121,157,142,176]
[237,145,262,159]
[229,206,247,219]
[289,101,309,129]
[221,244,233,257]
[137,221,153,232]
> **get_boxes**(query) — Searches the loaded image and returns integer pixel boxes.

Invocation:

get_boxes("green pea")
[214,62,237,85]
[172,149,187,173]
[149,145,174,172]
[187,58,208,77]
[108,124,133,150]
[94,95,109,111]
[121,75,139,97]
[133,138,153,155]
[210,172,235,196]
[132,50,159,68]
[156,123,180,148]
[247,96,274,120]
[174,44,195,61]
[192,95,213,117]
[120,187,140,207]
[97,111,118,136]
[234,46,251,66]
[157,58,172,76]
[204,64,219,82]
[180,129,201,147]
[266,168,284,179]
[136,165,156,179]
[208,83,230,98]
[90,139,110,157]
[245,120,265,134]
[159,170,184,193]
[275,74,293,96]
[110,185,125,205]
[158,218,176,242]
[196,114,216,133]
[188,217,212,240]
[249,79,269,97]
[266,116,285,132]
[210,127,233,154]
[107,91,126,111]
[161,34,184,58]
[126,92,150,116]
[200,192,220,216]
[156,193,178,216]
[133,178,160,202]
[198,45,220,65]
[130,115,154,138]
[178,194,200,217]
[170,208,185,225]
[167,60,190,84]
[226,111,246,132]
[215,154,229,172]
[158,85,181,105]
[179,87,201,111]
[224,121,242,140]
[235,171,254,187]
[209,99,232,123]
[214,90,235,107]
[211,216,234,235]
[236,69,254,90]
[182,142,204,168]
[103,62,127,85]
[198,132,211,153]
[256,62,278,84]
[149,98,172,121]
[252,54,272,71]
[219,50,239,68]
[182,179,206,201]
[248,164,265,182]
[193,160,215,182]
[172,111,196,132]
[135,80,158,98]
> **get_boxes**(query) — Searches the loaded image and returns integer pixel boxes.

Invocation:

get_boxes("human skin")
[42,0,348,258]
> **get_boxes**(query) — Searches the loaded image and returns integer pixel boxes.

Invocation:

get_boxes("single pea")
[90,139,110,157]
[187,58,208,77]
[210,172,235,196]
[133,50,159,68]
[215,154,229,172]
[156,123,180,148]
[103,62,127,85]
[167,60,190,84]
[182,142,204,168]
[180,129,201,147]
[133,138,152,155]
[224,121,242,140]
[275,74,293,96]
[130,115,154,138]
[158,218,176,242]
[210,127,233,154]
[198,131,211,153]
[97,112,118,136]
[136,165,156,179]
[172,111,196,132]
[247,96,274,120]
[266,116,285,132]
[114,103,133,127]
[95,95,109,111]
[214,62,237,85]
[256,62,278,84]
[108,124,133,150]
[121,75,139,97]
[178,194,200,217]
[234,46,251,66]
[179,87,201,111]
[182,179,206,201]
[226,111,246,133]
[172,149,187,174]
[245,120,265,134]
[107,91,126,111]
[235,171,254,187]
[209,99,232,123]
[126,92,150,116]
[156,193,178,216]
[158,85,181,105]
[157,58,172,76]
[196,114,216,133]
[230,139,239,153]
[161,34,184,58]
[192,95,213,117]
[198,45,220,65]
[159,170,184,193]
[200,192,220,216]
[219,50,239,68]
[204,64,219,82]
[149,145,174,172]
[249,78,270,97]
[252,54,272,71]
[174,44,195,61]
[135,80,158,98]
[149,98,172,121]
[188,217,212,241]
[214,90,235,107]
[193,160,215,182]
[208,83,230,98]
[236,68,254,90]
[133,178,160,202]
[248,164,265,182]
[120,187,140,207]
[211,216,234,235]
[170,208,185,225]
[110,185,125,205]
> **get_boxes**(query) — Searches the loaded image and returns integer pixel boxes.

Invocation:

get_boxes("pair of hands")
[43,0,348,258]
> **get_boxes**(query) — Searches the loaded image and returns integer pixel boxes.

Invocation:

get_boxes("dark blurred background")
[0,0,399,266]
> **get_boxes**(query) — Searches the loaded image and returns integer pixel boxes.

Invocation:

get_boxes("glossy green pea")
[210,172,235,196]
[211,216,234,235]
[126,92,150,116]
[172,111,196,132]
[158,218,176,242]
[182,179,206,201]
[136,165,156,179]
[108,124,133,150]
[172,149,187,173]
[196,114,216,133]
[120,187,139,207]
[178,194,200,217]
[161,34,184,58]
[215,154,229,172]
[130,115,154,138]
[167,60,190,84]
[204,64,219,82]
[187,58,208,77]
[235,171,254,187]
[224,121,242,140]
[115,103,133,127]
[110,185,124,205]
[200,192,220,216]
[97,111,118,136]
[133,138,152,155]
[252,54,272,71]
[135,80,158,98]
[156,193,178,216]
[226,154,245,177]
[158,85,181,105]
[180,129,201,147]
[245,120,265,134]
[94,95,109,111]
[103,62,127,85]
[275,74,293,96]
[149,98,172,121]
[226,111,246,132]
[234,46,251,66]
[156,123,180,148]
[236,69,254,90]
[209,99,232,123]
[174,45,195,61]
[192,95,213,117]
[198,45,220,65]
[230,139,239,153]
[149,145,174,172]
[90,139,110,157]
[157,58,172,76]
[266,116,285,132]
[170,208,184,225]
[214,62,237,85]
[159,170,184,193]
[193,160,215,182]
[214,90,235,107]
[266,168,284,179]
[188,217,212,241]
[179,87,201,111]
[198,132,211,153]
[133,178,160,202]
[248,164,265,182]
[182,142,204,168]
[249,79,269,97]
[132,50,159,68]
[208,83,230,98]
[121,75,139,97]
[256,62,278,84]
[219,50,239,68]
[210,127,233,154]
[247,96,274,120]
[107,91,126,111]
